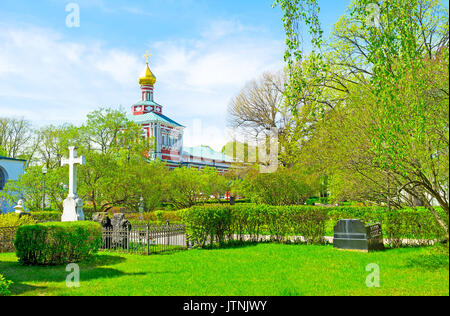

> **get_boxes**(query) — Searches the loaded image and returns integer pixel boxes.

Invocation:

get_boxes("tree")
[84,107,132,154]
[77,108,155,212]
[275,0,449,237]
[242,165,318,206]
[166,167,204,208]
[36,124,82,169]
[201,166,229,201]
[0,117,35,160]
[228,71,290,138]
[0,165,68,211]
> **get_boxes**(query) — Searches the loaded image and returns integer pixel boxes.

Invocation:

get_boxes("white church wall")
[0,158,26,214]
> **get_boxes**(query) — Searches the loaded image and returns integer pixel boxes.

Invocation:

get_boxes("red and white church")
[127,53,231,173]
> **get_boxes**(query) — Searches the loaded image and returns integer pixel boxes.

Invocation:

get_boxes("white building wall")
[0,158,26,213]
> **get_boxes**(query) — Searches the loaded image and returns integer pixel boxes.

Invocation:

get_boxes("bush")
[0,212,36,227]
[30,211,61,222]
[181,204,448,248]
[0,213,37,253]
[181,204,329,247]
[14,221,102,266]
[327,206,448,246]
[242,167,319,206]
[0,274,13,296]
[181,205,234,247]
[125,211,182,223]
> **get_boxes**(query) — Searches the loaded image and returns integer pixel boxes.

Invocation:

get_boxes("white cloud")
[150,20,284,150]
[0,19,284,151]
[0,25,142,125]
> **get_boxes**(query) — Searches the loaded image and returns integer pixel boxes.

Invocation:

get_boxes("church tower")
[126,51,231,172]
[132,51,162,115]
[128,51,185,167]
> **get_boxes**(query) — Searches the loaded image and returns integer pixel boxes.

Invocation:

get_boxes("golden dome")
[139,63,156,86]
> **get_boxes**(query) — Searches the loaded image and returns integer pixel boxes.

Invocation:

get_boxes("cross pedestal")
[61,146,85,222]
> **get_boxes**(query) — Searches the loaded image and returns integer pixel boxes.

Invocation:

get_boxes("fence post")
[146,223,150,256]
[166,220,170,247]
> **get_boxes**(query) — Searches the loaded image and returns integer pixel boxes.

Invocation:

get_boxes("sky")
[0,0,349,151]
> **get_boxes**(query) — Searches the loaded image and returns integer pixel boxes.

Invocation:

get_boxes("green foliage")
[242,167,319,205]
[182,204,448,248]
[0,146,6,156]
[29,211,61,222]
[0,165,68,211]
[165,167,228,209]
[105,210,183,224]
[0,213,36,227]
[181,205,234,247]
[154,211,164,222]
[275,0,449,237]
[327,206,448,245]
[14,221,102,266]
[181,204,329,246]
[0,213,36,253]
[0,274,12,296]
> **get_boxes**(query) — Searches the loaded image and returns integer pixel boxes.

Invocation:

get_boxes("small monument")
[333,219,384,252]
[14,200,25,214]
[92,212,132,249]
[61,146,85,222]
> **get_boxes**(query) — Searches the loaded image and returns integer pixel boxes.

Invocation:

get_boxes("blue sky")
[0,0,349,150]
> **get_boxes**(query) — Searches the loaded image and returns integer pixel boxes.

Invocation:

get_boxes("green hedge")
[30,211,61,222]
[124,211,182,223]
[327,206,448,246]
[14,221,102,266]
[181,204,448,248]
[181,205,329,247]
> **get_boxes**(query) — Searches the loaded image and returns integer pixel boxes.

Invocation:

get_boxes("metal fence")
[0,226,17,253]
[100,223,187,255]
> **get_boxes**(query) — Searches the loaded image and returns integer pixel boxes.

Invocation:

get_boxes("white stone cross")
[61,146,85,199]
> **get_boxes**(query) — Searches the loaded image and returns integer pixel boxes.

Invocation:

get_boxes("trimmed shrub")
[15,221,102,266]
[0,212,36,227]
[0,274,13,296]
[181,204,448,248]
[125,211,182,223]
[181,205,234,247]
[328,206,448,246]
[30,211,61,222]
[286,206,328,244]
[0,213,37,253]
[181,204,329,247]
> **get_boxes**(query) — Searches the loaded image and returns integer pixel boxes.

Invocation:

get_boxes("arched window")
[0,167,7,191]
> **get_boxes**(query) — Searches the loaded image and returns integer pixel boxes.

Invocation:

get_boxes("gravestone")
[92,212,132,249]
[111,214,132,248]
[333,219,384,252]
[92,212,112,229]
[92,212,113,248]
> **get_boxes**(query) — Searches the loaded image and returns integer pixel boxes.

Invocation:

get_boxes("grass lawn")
[0,243,448,296]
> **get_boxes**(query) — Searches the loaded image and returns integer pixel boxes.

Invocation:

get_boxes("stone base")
[61,197,85,222]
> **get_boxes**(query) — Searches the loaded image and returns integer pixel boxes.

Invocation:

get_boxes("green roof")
[183,146,233,162]
[127,112,184,127]
[132,100,162,107]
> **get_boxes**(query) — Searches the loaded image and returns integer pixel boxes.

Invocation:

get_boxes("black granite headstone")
[333,219,384,252]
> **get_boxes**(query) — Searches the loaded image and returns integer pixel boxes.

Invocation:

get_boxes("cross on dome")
[139,50,157,86]
[143,50,151,64]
